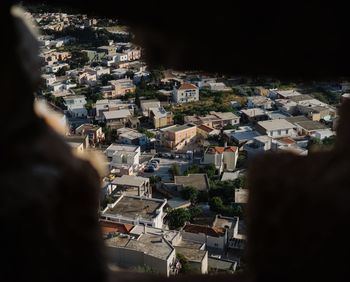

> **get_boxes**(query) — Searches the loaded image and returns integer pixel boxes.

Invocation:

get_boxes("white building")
[108,175,151,197]
[63,95,87,117]
[202,146,239,174]
[105,228,176,276]
[244,135,272,158]
[105,144,141,170]
[181,224,227,250]
[95,99,134,121]
[101,195,167,229]
[247,96,274,110]
[112,52,127,63]
[173,83,199,103]
[256,119,295,138]
[140,100,161,117]
[207,82,231,92]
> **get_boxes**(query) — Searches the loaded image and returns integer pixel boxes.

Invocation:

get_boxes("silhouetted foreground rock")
[247,100,350,282]
[1,4,107,282]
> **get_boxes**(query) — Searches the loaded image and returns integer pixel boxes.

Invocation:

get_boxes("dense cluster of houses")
[30,10,345,277]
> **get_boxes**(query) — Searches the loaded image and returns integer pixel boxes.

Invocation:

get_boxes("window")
[122,155,128,164]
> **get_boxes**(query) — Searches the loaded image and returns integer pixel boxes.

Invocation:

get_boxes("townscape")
[26,6,345,276]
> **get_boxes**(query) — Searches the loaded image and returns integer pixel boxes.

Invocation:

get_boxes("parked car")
[151,158,160,163]
[149,161,159,169]
[144,166,155,173]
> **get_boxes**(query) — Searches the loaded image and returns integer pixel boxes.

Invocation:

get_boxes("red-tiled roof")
[100,220,134,235]
[183,224,226,237]
[207,146,238,154]
[178,83,198,90]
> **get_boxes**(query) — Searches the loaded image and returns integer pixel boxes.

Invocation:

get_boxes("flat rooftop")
[295,120,328,131]
[213,215,238,229]
[241,108,266,117]
[285,115,310,124]
[128,233,173,259]
[257,119,295,131]
[174,246,207,262]
[105,144,139,153]
[162,124,196,133]
[175,239,203,250]
[175,174,209,191]
[104,196,165,221]
[103,109,131,120]
[112,175,148,187]
[229,128,260,142]
[106,233,173,260]
[208,257,237,271]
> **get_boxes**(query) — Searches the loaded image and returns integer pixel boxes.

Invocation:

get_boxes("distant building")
[224,126,260,145]
[234,189,249,204]
[240,108,268,124]
[124,48,142,61]
[140,100,161,117]
[75,124,105,145]
[275,99,298,115]
[202,146,239,174]
[105,144,141,174]
[160,124,197,150]
[103,109,132,128]
[254,86,269,97]
[117,128,149,147]
[95,99,134,121]
[207,82,231,92]
[293,120,329,136]
[173,83,199,103]
[105,228,176,276]
[256,119,295,138]
[108,175,151,197]
[101,79,136,99]
[63,95,87,117]
[244,135,272,158]
[197,125,220,139]
[247,96,274,110]
[174,174,210,192]
[271,89,302,99]
[65,135,89,152]
[101,195,167,228]
[149,107,174,128]
[181,223,227,250]
[208,257,237,274]
[185,111,240,129]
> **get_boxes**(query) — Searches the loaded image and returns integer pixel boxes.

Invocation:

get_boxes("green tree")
[214,95,223,104]
[189,205,202,219]
[100,74,114,86]
[209,196,224,212]
[206,163,217,179]
[135,89,141,108]
[176,253,192,273]
[170,163,181,177]
[167,209,191,229]
[125,70,135,79]
[150,175,161,186]
[138,127,155,138]
[56,66,69,76]
[173,113,185,125]
[103,127,117,144]
[181,186,199,203]
[307,137,322,150]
